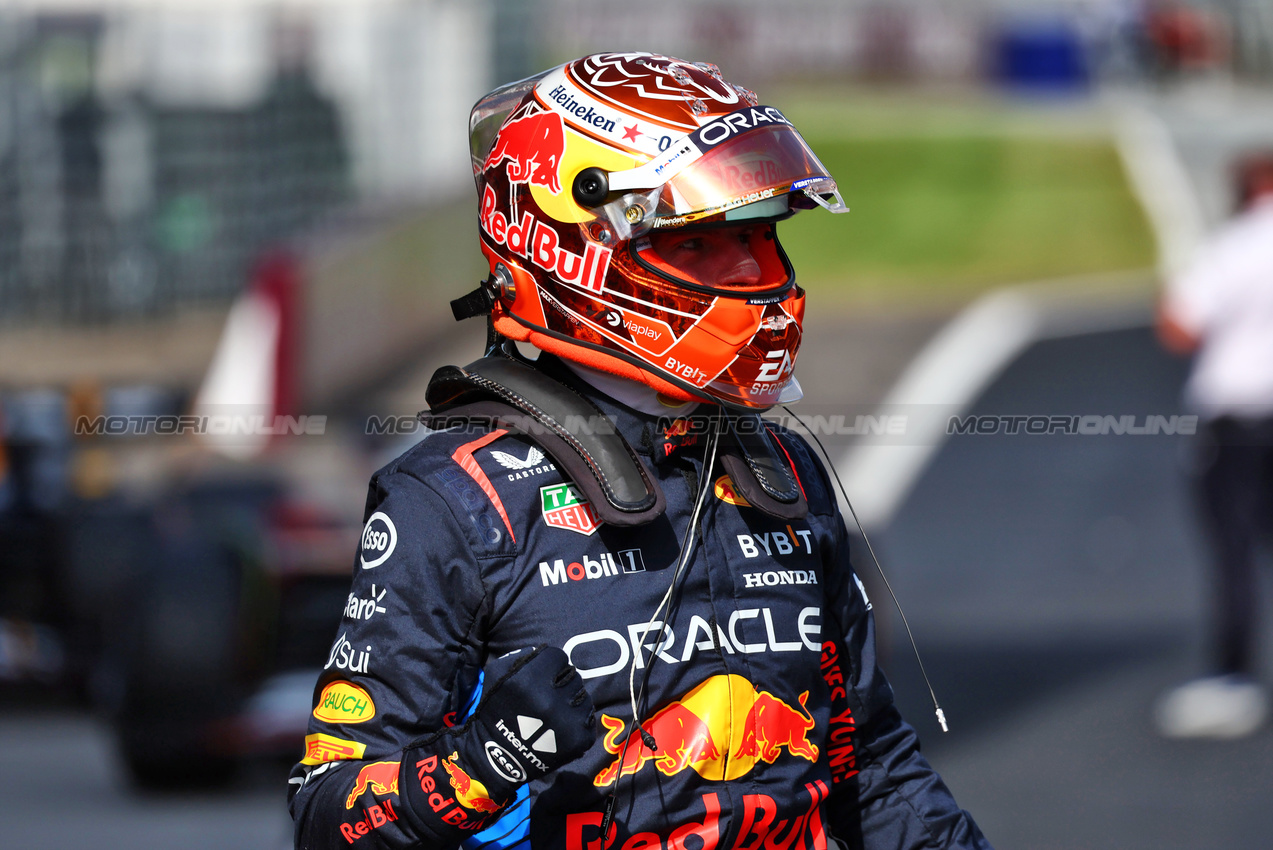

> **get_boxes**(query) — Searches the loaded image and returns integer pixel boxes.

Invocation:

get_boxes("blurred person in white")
[1155,153,1273,739]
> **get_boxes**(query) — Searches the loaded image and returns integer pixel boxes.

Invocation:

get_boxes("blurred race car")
[0,208,467,789]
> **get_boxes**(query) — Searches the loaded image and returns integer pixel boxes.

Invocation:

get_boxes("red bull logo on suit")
[345,760,400,809]
[566,782,831,850]
[593,674,818,786]
[442,752,503,813]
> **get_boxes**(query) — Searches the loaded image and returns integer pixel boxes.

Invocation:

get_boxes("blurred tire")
[111,512,245,790]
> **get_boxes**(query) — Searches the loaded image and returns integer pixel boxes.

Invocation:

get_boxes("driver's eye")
[676,237,703,252]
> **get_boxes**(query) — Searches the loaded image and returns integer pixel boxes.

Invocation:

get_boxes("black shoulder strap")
[424,356,665,526]
[422,355,807,525]
[719,414,808,520]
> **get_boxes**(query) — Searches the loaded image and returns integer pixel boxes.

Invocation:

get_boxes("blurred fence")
[546,0,1273,84]
[1,0,1271,328]
[0,2,490,327]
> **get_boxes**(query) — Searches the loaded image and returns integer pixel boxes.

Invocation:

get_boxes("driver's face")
[646,224,763,288]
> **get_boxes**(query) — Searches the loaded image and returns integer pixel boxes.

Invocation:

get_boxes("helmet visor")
[656,123,837,220]
[603,106,848,230]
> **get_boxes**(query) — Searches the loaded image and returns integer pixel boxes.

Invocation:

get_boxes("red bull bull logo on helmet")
[484,109,566,194]
[594,674,818,786]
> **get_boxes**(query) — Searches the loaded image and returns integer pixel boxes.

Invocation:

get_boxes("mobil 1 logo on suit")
[539,548,646,587]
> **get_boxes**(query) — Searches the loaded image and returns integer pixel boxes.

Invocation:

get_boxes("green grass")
[394,92,1157,312]
[773,92,1157,306]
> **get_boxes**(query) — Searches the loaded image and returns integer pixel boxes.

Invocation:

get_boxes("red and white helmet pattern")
[469,52,848,409]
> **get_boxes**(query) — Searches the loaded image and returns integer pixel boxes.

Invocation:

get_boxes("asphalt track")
[876,325,1273,850]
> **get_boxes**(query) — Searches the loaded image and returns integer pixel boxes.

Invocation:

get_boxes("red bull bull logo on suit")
[442,752,504,813]
[594,674,818,786]
[345,760,400,809]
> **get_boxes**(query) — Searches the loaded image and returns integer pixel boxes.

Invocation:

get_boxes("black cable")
[600,409,724,837]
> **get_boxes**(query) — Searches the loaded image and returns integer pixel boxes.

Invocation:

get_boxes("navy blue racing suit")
[287,356,991,850]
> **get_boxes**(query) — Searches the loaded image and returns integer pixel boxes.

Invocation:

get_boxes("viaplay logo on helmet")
[480,185,612,295]
[540,482,601,536]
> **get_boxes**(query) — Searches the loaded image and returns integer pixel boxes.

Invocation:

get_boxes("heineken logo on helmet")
[540,483,601,536]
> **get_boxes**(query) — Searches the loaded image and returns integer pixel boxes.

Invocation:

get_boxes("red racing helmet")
[466,52,848,409]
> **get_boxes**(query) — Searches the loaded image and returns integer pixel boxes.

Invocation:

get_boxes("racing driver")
[289,52,992,850]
